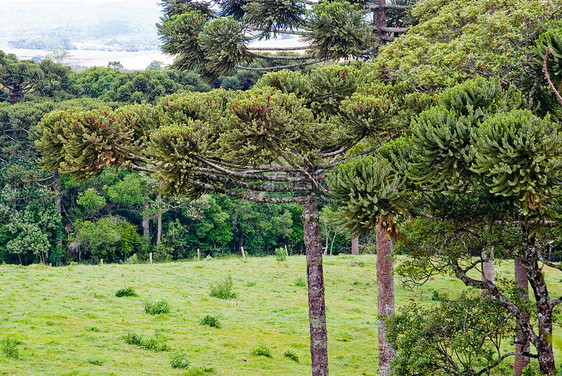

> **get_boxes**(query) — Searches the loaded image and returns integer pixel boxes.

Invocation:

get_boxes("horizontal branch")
[195,158,305,183]
[365,4,410,10]
[193,171,311,193]
[187,177,306,204]
[373,26,408,33]
[248,46,308,51]
[236,58,326,71]
[248,51,312,60]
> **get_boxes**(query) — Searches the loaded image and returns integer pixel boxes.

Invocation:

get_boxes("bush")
[124,332,170,352]
[199,315,221,329]
[209,275,237,299]
[170,352,190,369]
[275,247,287,262]
[283,350,299,363]
[294,276,307,287]
[115,287,138,297]
[125,254,138,264]
[1,336,21,358]
[250,344,272,358]
[144,300,170,315]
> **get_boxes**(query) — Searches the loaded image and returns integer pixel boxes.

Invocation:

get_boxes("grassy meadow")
[0,255,561,375]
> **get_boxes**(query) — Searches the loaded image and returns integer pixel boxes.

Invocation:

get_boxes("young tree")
[328,77,562,375]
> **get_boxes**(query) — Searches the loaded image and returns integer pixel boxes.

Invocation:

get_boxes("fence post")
[149,252,153,264]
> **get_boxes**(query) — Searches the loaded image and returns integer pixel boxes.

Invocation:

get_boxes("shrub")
[275,247,287,262]
[124,332,170,352]
[170,352,190,369]
[250,344,272,358]
[86,357,105,366]
[431,290,441,301]
[283,350,299,363]
[125,254,138,264]
[1,336,21,358]
[294,276,307,287]
[199,315,221,329]
[115,287,138,297]
[144,300,170,315]
[209,275,237,299]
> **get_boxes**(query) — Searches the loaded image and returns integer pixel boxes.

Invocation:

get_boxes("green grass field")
[0,255,560,375]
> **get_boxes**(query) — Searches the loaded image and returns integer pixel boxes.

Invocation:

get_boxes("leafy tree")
[146,61,165,71]
[328,77,562,375]
[72,67,125,98]
[104,70,211,103]
[0,51,77,103]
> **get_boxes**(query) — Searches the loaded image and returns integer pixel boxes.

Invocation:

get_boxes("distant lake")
[1,47,173,71]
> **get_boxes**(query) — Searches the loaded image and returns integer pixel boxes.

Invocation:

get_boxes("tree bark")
[301,194,329,376]
[514,260,529,376]
[351,236,359,255]
[156,195,162,247]
[377,224,395,376]
[142,202,150,244]
[373,0,387,40]
[482,249,495,283]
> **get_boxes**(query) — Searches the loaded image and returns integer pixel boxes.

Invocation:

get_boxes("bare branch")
[248,46,308,51]
[248,51,313,60]
[543,46,562,106]
[235,59,326,71]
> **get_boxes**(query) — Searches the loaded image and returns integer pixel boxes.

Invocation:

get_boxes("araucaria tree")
[35,65,397,376]
[328,77,562,375]
[156,0,413,79]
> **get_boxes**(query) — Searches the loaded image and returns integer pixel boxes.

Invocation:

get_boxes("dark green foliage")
[209,275,237,299]
[144,300,171,315]
[124,332,171,352]
[170,352,191,369]
[386,293,515,376]
[244,0,304,38]
[250,344,272,358]
[294,276,306,287]
[115,287,138,297]
[305,1,375,60]
[283,350,299,363]
[1,336,21,359]
[199,315,221,328]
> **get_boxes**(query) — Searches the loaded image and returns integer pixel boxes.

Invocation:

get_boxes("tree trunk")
[482,249,494,283]
[142,202,150,244]
[373,0,387,39]
[156,196,162,247]
[351,236,359,255]
[514,260,529,376]
[301,195,329,376]
[377,224,395,376]
[522,228,556,375]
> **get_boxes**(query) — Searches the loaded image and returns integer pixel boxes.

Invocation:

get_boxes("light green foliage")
[170,351,191,369]
[104,173,145,206]
[275,247,287,262]
[373,0,562,90]
[473,110,562,214]
[35,103,157,180]
[250,344,273,358]
[76,188,106,216]
[386,293,515,376]
[0,257,559,375]
[146,61,164,71]
[144,300,171,315]
[328,154,410,236]
[1,336,21,359]
[71,67,124,98]
[72,217,121,260]
[124,331,171,352]
[209,274,237,299]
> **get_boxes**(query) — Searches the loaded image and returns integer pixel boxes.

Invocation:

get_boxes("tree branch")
[543,46,562,106]
[235,59,326,71]
[248,51,312,60]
